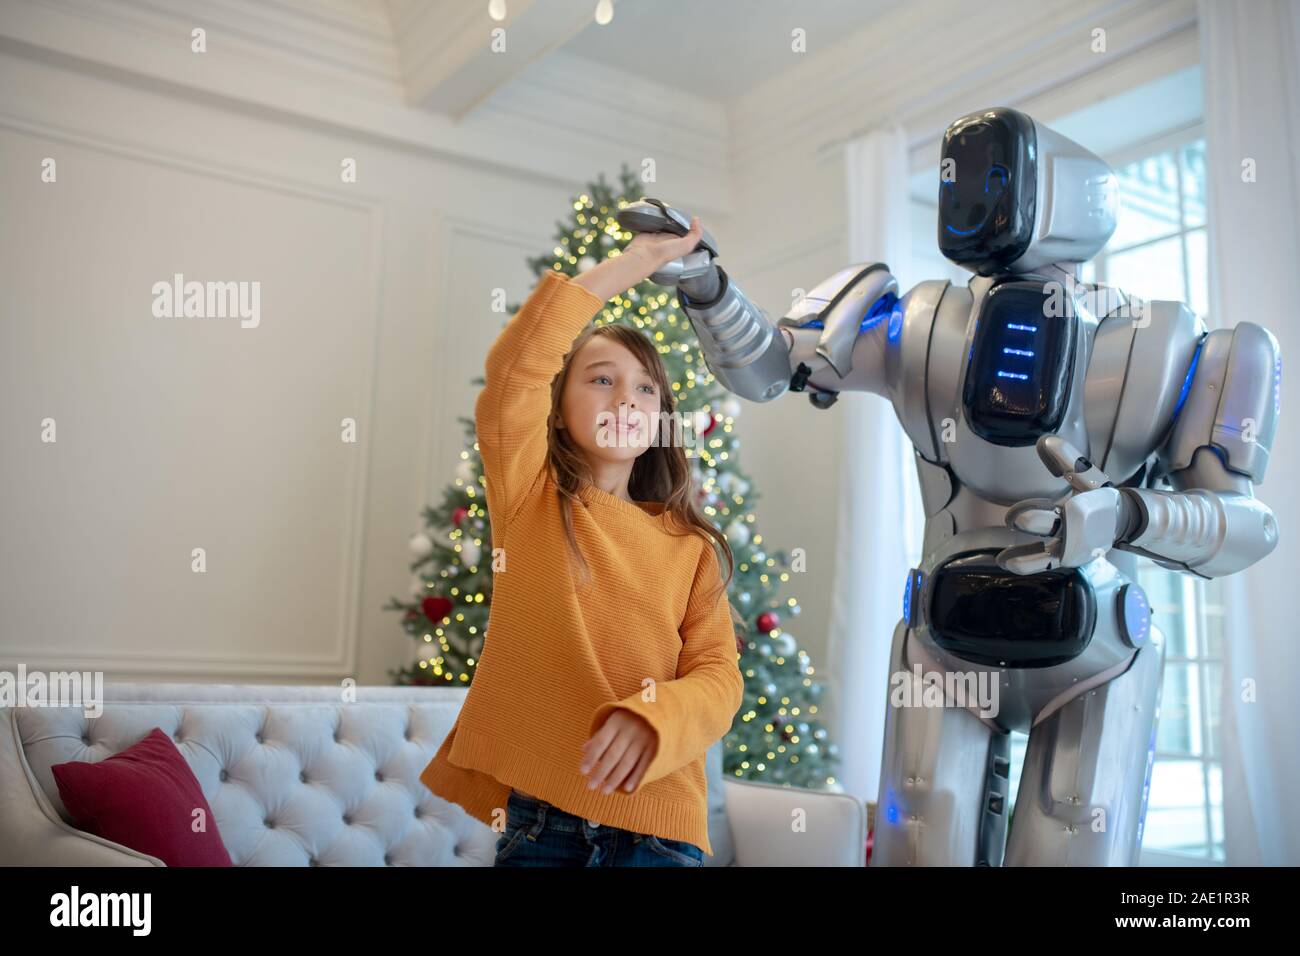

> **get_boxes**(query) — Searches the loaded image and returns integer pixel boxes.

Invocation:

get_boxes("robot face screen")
[938,108,1037,274]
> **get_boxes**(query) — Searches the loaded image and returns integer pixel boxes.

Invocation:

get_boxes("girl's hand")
[572,216,705,301]
[580,710,658,795]
[623,214,704,276]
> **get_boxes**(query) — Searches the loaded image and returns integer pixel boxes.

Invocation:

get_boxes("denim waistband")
[511,787,566,811]
[508,788,600,834]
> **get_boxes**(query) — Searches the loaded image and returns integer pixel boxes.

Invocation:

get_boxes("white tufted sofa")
[0,682,866,866]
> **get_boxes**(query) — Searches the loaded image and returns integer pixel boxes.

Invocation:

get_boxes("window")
[1083,132,1209,322]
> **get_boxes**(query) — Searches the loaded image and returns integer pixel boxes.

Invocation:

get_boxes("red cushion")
[52,726,233,867]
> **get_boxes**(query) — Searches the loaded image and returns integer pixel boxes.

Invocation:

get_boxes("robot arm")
[676,260,800,404]
[616,199,899,406]
[1120,321,1281,578]
[997,322,1281,578]
[774,264,901,407]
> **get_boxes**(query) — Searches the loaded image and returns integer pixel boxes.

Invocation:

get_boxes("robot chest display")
[958,280,1081,448]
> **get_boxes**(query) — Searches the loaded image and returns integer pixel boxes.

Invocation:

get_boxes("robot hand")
[616,198,722,300]
[995,436,1144,574]
[618,198,791,403]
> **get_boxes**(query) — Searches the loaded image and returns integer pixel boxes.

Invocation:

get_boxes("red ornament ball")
[757,611,780,633]
[452,507,468,527]
[422,595,453,622]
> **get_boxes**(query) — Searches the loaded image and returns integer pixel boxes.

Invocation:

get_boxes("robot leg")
[871,619,1008,866]
[1005,625,1166,866]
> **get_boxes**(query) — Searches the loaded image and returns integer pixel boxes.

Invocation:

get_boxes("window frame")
[1088,121,1207,323]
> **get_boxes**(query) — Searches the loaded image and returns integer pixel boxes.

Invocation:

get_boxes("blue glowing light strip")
[798,291,900,333]
[996,371,1029,380]
[1002,347,1034,357]
[1274,356,1282,414]
[1170,339,1205,424]
[1006,323,1037,332]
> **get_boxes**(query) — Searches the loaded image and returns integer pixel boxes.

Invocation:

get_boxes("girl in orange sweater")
[421,217,748,868]
[418,214,747,867]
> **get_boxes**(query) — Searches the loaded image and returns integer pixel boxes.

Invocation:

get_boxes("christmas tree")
[386,164,841,790]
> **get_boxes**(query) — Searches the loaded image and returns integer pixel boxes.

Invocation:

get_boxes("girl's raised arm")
[476,216,705,531]
[475,271,605,532]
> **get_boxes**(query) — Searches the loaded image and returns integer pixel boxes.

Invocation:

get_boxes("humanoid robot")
[617,106,1281,866]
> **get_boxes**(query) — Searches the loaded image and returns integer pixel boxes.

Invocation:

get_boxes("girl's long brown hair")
[547,321,735,616]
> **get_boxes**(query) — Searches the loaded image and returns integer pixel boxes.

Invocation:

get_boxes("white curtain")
[825,126,914,805]
[1198,0,1300,866]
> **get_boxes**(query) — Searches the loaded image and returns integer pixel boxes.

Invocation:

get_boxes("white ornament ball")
[578,256,597,273]
[460,538,482,568]
[721,397,741,419]
[408,532,433,558]
[725,520,750,548]
[456,459,476,484]
[774,633,797,657]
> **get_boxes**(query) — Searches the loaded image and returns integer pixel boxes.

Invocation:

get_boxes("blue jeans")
[493,789,704,867]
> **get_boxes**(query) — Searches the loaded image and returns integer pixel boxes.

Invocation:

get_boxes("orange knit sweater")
[418,269,745,857]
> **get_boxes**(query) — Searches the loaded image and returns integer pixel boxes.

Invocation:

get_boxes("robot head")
[937,107,1118,276]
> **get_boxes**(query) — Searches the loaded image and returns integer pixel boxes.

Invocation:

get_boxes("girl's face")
[558,334,659,465]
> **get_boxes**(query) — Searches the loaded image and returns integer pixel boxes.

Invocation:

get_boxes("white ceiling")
[0,0,1199,213]
[560,0,908,101]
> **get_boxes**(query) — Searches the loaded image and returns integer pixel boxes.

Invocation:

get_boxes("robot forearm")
[1001,436,1280,579]
[617,199,894,405]
[679,264,793,403]
[1119,487,1279,578]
